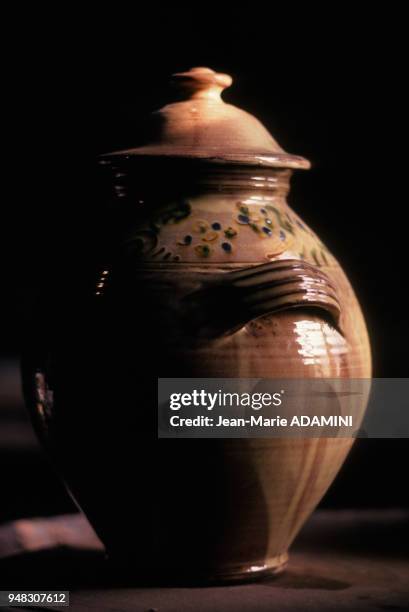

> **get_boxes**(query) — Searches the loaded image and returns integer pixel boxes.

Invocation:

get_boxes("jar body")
[22,162,371,582]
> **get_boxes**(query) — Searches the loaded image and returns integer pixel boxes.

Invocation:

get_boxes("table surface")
[0,509,408,611]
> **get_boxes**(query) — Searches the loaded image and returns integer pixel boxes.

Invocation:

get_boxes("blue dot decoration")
[260,208,267,215]
[238,214,250,224]
[280,230,286,241]
[222,242,232,252]
[177,235,192,246]
[262,227,272,236]
[212,222,222,230]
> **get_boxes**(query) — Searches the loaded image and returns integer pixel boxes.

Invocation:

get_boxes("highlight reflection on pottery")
[22,67,371,582]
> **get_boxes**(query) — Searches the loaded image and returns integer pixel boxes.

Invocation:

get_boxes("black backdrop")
[3,7,408,512]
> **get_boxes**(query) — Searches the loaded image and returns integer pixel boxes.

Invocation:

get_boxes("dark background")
[2,8,408,523]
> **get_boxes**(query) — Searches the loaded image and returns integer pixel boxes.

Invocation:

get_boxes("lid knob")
[171,67,233,101]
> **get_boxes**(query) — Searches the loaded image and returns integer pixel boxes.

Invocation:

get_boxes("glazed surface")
[23,165,371,581]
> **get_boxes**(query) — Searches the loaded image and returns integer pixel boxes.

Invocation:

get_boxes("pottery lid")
[104,67,310,170]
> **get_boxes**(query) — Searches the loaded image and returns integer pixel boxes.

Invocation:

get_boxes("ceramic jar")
[22,68,371,582]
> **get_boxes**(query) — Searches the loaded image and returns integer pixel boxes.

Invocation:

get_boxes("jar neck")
[185,166,292,196]
[99,157,293,202]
